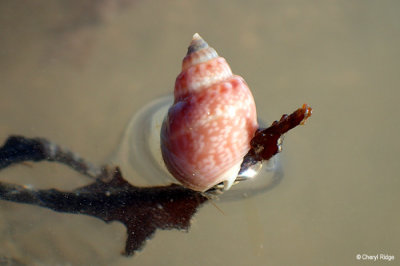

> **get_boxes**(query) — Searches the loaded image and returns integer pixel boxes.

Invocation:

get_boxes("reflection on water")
[1,1,399,265]
[113,94,285,201]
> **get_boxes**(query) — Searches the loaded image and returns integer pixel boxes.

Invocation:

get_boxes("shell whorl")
[182,33,219,70]
[175,34,233,101]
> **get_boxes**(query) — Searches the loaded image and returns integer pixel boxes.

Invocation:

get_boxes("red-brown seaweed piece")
[239,104,312,174]
[250,104,312,161]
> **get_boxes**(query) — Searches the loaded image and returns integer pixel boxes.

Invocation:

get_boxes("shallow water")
[1,1,399,265]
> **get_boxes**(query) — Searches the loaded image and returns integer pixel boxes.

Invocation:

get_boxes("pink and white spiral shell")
[161,34,258,192]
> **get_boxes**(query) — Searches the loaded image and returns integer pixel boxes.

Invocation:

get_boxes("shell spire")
[186,33,209,55]
[176,35,230,101]
[161,34,258,192]
[181,33,219,72]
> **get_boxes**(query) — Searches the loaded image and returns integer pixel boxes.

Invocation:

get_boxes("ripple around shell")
[111,95,283,201]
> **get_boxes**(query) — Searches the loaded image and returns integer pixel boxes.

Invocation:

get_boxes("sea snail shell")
[161,33,258,192]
